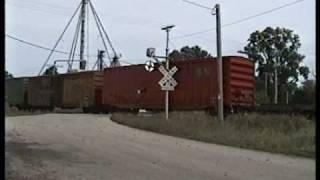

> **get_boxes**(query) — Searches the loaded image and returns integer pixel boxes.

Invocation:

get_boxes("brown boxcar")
[61,71,104,111]
[5,77,29,108]
[27,75,63,109]
[102,56,255,111]
[27,71,104,111]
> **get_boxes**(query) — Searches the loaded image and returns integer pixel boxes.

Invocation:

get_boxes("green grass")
[5,106,83,117]
[5,108,45,117]
[111,111,315,158]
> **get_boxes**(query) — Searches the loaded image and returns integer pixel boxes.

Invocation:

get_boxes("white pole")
[162,25,174,120]
[165,29,170,120]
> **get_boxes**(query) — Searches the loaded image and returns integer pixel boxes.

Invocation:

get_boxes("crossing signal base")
[161,83,175,91]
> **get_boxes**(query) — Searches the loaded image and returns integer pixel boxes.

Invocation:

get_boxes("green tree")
[240,27,309,103]
[5,70,13,79]
[255,76,271,104]
[43,65,58,75]
[291,79,315,105]
[169,45,212,61]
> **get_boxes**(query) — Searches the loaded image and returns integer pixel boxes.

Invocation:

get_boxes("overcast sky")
[5,0,315,78]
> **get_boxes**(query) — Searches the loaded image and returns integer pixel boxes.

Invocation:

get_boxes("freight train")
[5,56,255,114]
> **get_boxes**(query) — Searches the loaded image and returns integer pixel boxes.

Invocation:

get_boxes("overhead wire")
[6,34,70,55]
[89,0,122,69]
[10,0,169,25]
[169,39,178,50]
[8,0,306,70]
[182,0,212,10]
[6,4,125,70]
[173,0,305,40]
[10,0,75,10]
[119,60,135,65]
[90,3,112,62]
[8,0,304,42]
[6,1,72,17]
[6,34,99,57]
[89,1,117,56]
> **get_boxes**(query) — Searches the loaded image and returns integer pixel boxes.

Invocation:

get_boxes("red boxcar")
[102,56,255,112]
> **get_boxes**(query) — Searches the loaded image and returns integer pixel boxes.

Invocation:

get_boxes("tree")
[240,27,309,103]
[291,79,315,105]
[43,65,58,75]
[255,76,271,104]
[169,45,212,61]
[5,71,13,79]
[302,80,315,104]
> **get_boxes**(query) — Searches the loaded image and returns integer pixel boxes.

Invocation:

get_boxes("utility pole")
[182,1,224,123]
[79,0,87,67]
[215,4,224,123]
[161,25,175,120]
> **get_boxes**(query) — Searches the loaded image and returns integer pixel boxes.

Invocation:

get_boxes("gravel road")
[5,114,315,180]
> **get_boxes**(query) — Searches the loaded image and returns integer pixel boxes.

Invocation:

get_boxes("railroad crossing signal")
[158,66,178,91]
[144,60,155,72]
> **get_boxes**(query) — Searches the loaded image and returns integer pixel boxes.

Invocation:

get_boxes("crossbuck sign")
[158,66,178,91]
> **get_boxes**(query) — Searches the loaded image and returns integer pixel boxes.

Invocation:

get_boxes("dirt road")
[5,114,315,180]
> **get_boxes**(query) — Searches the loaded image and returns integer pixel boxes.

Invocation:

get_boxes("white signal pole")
[161,25,175,120]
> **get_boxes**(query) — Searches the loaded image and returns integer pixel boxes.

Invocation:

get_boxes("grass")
[5,106,45,117]
[5,106,83,117]
[111,111,315,158]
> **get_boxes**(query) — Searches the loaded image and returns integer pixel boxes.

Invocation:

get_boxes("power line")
[7,34,136,68]
[5,34,111,58]
[10,0,75,10]
[7,34,140,66]
[89,1,117,56]
[119,60,135,65]
[89,2,112,61]
[169,39,178,50]
[7,0,172,36]
[6,2,72,17]
[7,1,169,29]
[173,0,304,40]
[6,34,70,55]
[182,0,212,10]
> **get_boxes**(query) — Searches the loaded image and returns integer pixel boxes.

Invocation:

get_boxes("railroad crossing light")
[79,60,86,70]
[146,48,156,57]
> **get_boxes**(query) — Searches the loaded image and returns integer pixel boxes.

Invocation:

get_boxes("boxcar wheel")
[83,107,89,114]
[103,109,109,114]
[92,107,100,114]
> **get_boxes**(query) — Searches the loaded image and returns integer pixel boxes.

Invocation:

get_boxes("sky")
[5,0,316,79]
